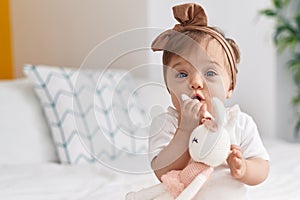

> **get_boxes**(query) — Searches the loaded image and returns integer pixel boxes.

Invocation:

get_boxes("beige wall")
[10,0,148,77]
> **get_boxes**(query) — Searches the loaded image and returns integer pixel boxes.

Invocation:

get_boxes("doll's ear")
[212,97,226,127]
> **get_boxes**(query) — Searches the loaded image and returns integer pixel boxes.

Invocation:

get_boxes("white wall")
[10,0,277,138]
[147,0,276,137]
[275,1,300,141]
[277,51,298,141]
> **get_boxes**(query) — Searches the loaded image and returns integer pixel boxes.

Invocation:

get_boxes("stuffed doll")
[126,97,231,200]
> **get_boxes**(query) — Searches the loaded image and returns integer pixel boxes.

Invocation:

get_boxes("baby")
[147,3,270,199]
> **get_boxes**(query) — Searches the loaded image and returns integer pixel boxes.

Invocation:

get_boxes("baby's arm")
[151,99,205,181]
[151,128,191,181]
[227,144,269,185]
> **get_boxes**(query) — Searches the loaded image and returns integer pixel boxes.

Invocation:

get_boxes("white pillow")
[23,65,150,170]
[0,78,58,164]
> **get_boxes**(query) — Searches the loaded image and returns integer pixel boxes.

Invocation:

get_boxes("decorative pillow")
[0,78,57,164]
[23,65,150,170]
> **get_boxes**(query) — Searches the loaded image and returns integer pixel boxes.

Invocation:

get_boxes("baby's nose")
[190,74,204,89]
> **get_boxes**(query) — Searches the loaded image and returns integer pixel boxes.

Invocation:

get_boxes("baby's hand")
[226,145,246,179]
[179,98,203,133]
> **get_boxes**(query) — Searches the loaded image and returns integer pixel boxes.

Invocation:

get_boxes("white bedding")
[0,163,157,200]
[248,137,300,200]
[0,138,299,200]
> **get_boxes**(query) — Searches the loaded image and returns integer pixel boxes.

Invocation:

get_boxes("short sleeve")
[148,111,177,162]
[240,114,270,161]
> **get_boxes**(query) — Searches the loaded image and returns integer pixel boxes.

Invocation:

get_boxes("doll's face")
[165,38,232,117]
[188,97,231,167]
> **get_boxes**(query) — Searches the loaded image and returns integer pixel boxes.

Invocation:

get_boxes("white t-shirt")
[148,105,270,200]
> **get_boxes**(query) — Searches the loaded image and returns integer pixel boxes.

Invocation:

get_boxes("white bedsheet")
[248,137,300,200]
[0,137,299,200]
[0,163,157,200]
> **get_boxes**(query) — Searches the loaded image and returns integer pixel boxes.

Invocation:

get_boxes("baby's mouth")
[191,94,205,102]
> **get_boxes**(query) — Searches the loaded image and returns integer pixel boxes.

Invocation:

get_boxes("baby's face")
[165,39,232,116]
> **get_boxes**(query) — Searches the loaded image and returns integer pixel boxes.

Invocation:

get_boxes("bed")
[248,138,300,200]
[1,65,299,200]
[0,138,299,200]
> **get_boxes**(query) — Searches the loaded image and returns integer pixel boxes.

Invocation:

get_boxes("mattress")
[0,137,299,200]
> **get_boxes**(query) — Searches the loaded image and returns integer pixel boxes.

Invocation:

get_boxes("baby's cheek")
[170,92,180,110]
[206,81,227,102]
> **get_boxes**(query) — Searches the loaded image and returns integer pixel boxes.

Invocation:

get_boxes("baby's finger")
[200,102,207,113]
[199,103,207,120]
[233,168,243,178]
[182,99,189,109]
[226,152,236,167]
[191,101,201,115]
[231,148,243,159]
[234,157,242,169]
[230,144,241,151]
[182,99,195,110]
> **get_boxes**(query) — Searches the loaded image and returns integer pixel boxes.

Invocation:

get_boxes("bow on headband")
[151,3,237,90]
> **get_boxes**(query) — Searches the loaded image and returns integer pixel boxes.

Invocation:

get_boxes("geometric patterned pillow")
[23,65,150,171]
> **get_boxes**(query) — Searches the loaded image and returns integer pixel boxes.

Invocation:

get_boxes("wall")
[0,0,13,79]
[276,0,300,141]
[10,0,148,77]
[147,0,276,137]
[277,53,297,141]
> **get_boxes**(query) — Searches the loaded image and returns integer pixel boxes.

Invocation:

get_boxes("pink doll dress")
[161,162,212,198]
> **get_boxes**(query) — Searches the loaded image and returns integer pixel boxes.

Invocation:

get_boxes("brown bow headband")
[151,3,237,89]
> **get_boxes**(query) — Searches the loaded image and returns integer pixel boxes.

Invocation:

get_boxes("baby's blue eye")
[177,72,188,78]
[205,71,217,77]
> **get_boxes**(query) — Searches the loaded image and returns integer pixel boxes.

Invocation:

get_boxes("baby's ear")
[226,89,233,99]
